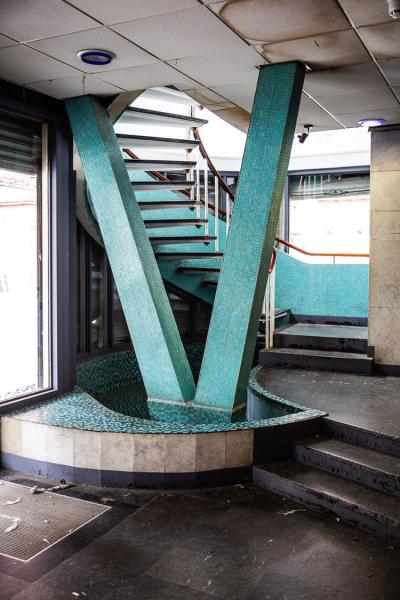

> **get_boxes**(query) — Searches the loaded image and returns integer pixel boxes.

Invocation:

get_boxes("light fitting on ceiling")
[297,124,313,144]
[358,118,386,127]
[387,0,400,19]
[77,49,115,66]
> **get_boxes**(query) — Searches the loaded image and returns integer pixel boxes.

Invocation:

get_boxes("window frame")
[0,81,76,413]
[284,165,370,248]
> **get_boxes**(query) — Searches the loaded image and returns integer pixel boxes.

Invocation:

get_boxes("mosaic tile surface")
[7,351,324,434]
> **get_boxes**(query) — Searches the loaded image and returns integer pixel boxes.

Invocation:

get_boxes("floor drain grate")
[0,480,109,561]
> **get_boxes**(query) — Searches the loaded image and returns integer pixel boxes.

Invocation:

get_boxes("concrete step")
[118,134,200,151]
[253,460,400,545]
[326,418,400,459]
[258,347,373,374]
[294,436,400,497]
[118,107,208,128]
[138,200,198,210]
[155,252,223,260]
[144,219,206,229]
[274,323,368,354]
[132,180,195,191]
[125,159,196,171]
[150,236,215,246]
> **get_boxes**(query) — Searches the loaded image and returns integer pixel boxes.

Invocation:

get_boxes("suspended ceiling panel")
[67,0,199,25]
[0,0,399,132]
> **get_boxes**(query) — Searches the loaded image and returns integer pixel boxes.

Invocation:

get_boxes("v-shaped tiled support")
[66,96,195,403]
[194,62,305,421]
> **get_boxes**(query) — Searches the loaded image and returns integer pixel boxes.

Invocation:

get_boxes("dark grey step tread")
[255,460,400,523]
[265,348,372,360]
[144,219,207,228]
[150,236,215,245]
[296,436,400,480]
[120,107,208,127]
[155,252,223,259]
[179,266,221,273]
[138,200,197,210]
[118,134,200,148]
[277,323,368,340]
[326,418,400,458]
[125,159,196,170]
[132,180,195,188]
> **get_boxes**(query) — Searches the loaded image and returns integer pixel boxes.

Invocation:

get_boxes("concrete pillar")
[369,124,400,366]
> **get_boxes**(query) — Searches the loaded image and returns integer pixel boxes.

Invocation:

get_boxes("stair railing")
[275,237,369,263]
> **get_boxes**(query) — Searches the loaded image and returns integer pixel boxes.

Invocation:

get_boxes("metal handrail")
[275,237,369,259]
[192,128,234,201]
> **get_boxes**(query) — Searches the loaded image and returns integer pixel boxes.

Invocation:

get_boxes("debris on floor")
[0,497,21,506]
[278,508,307,516]
[29,483,75,495]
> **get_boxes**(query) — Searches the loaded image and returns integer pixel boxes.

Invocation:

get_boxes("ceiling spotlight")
[358,118,386,127]
[297,124,313,144]
[387,0,400,19]
[77,49,115,66]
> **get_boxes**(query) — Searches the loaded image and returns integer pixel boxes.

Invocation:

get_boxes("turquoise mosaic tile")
[7,351,325,434]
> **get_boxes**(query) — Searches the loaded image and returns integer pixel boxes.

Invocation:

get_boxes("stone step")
[118,107,208,128]
[294,436,400,497]
[258,347,373,374]
[326,418,400,458]
[274,323,368,354]
[253,460,400,545]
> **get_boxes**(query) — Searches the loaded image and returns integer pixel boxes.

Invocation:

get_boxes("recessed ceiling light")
[77,49,115,66]
[358,118,386,127]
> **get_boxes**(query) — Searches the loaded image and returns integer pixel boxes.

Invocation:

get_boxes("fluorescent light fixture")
[77,49,115,66]
[358,118,386,127]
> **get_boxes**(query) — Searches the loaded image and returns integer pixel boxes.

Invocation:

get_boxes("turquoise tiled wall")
[275,250,368,318]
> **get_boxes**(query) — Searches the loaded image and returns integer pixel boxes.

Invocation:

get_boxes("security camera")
[388,0,400,19]
[297,124,313,144]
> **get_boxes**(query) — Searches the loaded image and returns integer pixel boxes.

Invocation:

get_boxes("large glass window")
[288,170,370,263]
[0,111,50,402]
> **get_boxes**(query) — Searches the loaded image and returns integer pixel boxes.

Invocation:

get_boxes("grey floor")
[256,367,400,438]
[277,323,368,339]
[0,470,399,600]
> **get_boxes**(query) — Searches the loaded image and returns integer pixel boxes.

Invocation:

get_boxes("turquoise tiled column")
[195,62,305,419]
[66,96,195,403]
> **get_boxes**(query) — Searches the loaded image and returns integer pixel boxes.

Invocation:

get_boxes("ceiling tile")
[0,34,18,49]
[29,27,157,74]
[358,21,400,60]
[335,108,400,128]
[0,0,98,43]
[304,63,387,97]
[315,88,398,115]
[184,86,236,109]
[167,47,263,87]
[262,29,370,70]
[98,62,196,92]
[393,87,400,102]
[210,73,259,111]
[377,58,400,85]
[27,74,124,99]
[0,44,79,84]
[111,6,248,61]
[67,0,198,25]
[296,94,343,132]
[338,0,393,27]
[217,0,349,43]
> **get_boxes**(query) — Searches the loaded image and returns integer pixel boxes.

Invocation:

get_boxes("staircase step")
[294,436,400,497]
[179,266,221,274]
[118,134,200,150]
[326,419,400,459]
[253,460,400,544]
[274,323,368,354]
[118,107,208,128]
[144,219,206,229]
[150,236,216,246]
[155,252,224,260]
[125,159,196,171]
[132,180,195,191]
[258,347,373,374]
[138,200,198,211]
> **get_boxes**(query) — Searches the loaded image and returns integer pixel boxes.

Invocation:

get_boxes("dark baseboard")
[291,314,368,327]
[373,363,400,377]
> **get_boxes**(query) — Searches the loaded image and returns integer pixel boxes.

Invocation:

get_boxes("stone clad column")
[369,124,400,367]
